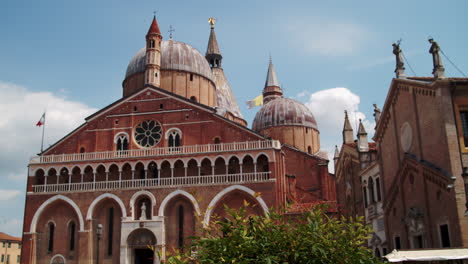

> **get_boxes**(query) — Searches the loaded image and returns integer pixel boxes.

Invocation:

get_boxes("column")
[131,170,135,188]
[211,165,215,183]
[171,166,174,185]
[198,166,201,184]
[254,163,257,181]
[157,168,161,186]
[68,174,71,191]
[119,171,122,188]
[239,163,243,182]
[93,172,96,190]
[44,175,48,192]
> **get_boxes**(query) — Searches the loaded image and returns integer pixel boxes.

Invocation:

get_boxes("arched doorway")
[127,228,157,264]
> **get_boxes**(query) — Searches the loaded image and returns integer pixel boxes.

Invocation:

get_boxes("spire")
[147,16,162,35]
[342,111,354,144]
[357,119,367,135]
[357,119,369,152]
[206,17,222,68]
[334,145,340,159]
[265,56,280,88]
[262,57,283,104]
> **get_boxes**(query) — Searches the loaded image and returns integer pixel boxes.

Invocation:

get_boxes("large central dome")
[125,40,213,81]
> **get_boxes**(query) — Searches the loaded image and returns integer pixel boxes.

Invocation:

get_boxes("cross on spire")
[153,10,157,17]
[168,25,175,39]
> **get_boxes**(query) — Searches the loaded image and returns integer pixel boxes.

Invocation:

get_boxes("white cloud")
[0,81,98,178]
[0,190,21,201]
[304,87,375,173]
[286,19,370,56]
[296,90,310,98]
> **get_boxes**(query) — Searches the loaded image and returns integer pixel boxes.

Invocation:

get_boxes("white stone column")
[171,166,174,185]
[93,172,96,190]
[119,171,122,188]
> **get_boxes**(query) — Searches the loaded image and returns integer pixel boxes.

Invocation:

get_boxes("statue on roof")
[373,104,381,124]
[428,38,445,78]
[392,41,406,78]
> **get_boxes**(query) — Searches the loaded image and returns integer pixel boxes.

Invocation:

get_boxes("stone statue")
[392,42,406,78]
[373,104,381,124]
[140,202,147,220]
[428,38,445,78]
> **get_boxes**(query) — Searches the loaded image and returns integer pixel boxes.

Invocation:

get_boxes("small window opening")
[376,177,382,201]
[79,147,85,153]
[307,146,312,154]
[69,222,76,251]
[107,207,114,256]
[178,205,184,248]
[440,224,451,247]
[210,59,214,67]
[134,106,138,112]
[395,236,401,249]
[160,104,164,110]
[368,177,375,203]
[363,187,368,208]
[114,119,119,125]
[150,40,155,48]
[155,72,158,78]
[47,223,54,253]
[306,128,309,134]
[190,73,193,81]
[190,96,197,102]
[214,137,221,144]
[185,114,189,120]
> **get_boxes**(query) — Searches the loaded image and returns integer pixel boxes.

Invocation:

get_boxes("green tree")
[166,203,382,264]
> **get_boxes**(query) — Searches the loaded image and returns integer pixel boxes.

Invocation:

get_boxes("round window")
[134,120,162,148]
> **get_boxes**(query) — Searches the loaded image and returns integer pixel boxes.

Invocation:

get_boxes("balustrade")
[32,172,272,193]
[30,140,280,164]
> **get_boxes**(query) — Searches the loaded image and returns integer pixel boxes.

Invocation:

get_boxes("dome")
[125,40,213,81]
[252,98,318,132]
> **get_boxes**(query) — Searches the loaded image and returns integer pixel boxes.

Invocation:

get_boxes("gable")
[43,86,264,155]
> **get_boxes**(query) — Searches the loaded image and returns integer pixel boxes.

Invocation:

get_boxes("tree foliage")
[166,203,382,264]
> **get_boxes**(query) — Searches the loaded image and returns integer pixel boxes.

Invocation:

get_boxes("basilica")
[21,16,336,264]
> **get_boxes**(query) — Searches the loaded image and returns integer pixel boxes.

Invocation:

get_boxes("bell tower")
[145,16,163,87]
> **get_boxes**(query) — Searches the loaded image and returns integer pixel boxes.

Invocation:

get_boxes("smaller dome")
[252,98,318,132]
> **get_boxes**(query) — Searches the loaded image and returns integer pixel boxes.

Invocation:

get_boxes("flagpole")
[40,113,46,153]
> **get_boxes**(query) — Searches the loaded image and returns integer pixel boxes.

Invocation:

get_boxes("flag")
[36,113,45,127]
[246,95,263,109]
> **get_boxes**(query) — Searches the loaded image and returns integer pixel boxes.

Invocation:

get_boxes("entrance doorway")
[134,248,154,264]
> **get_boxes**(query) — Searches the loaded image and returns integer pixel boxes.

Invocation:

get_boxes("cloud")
[286,18,370,56]
[0,190,21,201]
[296,91,310,99]
[304,87,375,172]
[0,81,98,180]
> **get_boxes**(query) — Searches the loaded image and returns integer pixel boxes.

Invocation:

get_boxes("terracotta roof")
[147,16,161,35]
[0,232,21,242]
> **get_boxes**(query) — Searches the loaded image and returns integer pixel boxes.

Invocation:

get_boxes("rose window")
[134,120,162,147]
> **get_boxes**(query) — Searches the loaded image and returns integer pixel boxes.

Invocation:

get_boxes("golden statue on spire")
[208,17,216,28]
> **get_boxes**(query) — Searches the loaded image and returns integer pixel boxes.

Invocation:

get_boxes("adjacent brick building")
[20,17,336,264]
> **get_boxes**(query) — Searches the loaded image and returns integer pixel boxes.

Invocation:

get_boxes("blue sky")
[0,0,467,236]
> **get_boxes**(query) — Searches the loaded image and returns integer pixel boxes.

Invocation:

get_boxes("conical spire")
[265,57,280,88]
[334,145,340,159]
[342,111,354,144]
[262,57,283,104]
[206,22,221,55]
[357,119,367,135]
[147,16,162,35]
[343,110,353,131]
[206,17,222,68]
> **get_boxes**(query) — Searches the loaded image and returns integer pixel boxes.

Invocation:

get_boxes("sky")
[1,0,467,236]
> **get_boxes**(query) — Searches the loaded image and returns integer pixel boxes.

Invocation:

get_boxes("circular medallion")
[134,120,162,148]
[400,122,413,153]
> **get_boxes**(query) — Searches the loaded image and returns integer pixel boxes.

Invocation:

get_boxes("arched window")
[190,96,197,102]
[178,205,184,248]
[307,146,312,154]
[116,134,129,151]
[69,221,76,251]
[150,39,155,48]
[214,137,221,144]
[368,178,375,203]
[47,222,55,253]
[79,147,85,153]
[167,129,182,148]
[376,177,382,201]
